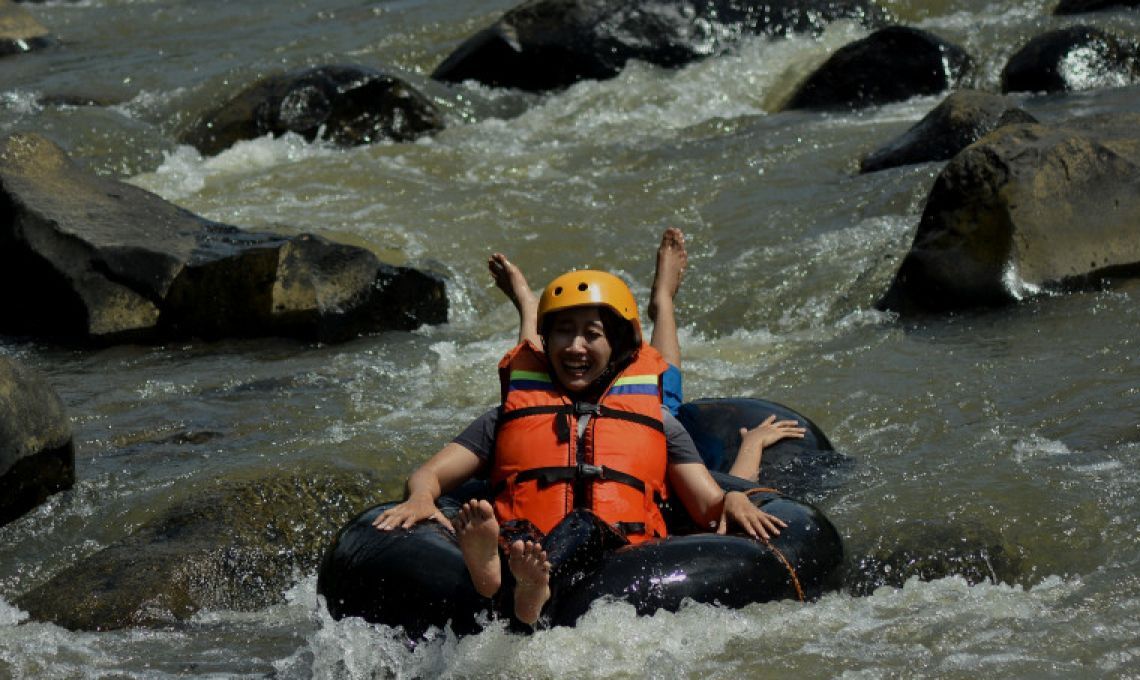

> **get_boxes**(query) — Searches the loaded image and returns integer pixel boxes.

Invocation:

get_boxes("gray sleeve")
[451,407,500,463]
[663,409,704,465]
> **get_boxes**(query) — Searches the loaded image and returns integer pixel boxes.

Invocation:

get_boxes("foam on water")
[0,597,28,626]
[1012,434,1072,463]
[129,134,342,201]
[0,90,42,117]
[258,573,1105,679]
[445,23,868,157]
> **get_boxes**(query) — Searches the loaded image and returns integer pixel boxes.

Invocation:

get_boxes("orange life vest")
[490,340,669,543]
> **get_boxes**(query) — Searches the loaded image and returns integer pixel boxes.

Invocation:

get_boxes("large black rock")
[860,90,1037,173]
[432,0,891,91]
[182,65,445,156]
[784,26,972,111]
[878,114,1140,314]
[1054,0,1140,14]
[0,132,448,344]
[1001,25,1140,94]
[0,356,74,526]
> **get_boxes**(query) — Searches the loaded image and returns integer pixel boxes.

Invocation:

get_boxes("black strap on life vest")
[516,464,646,493]
[497,403,665,442]
[490,463,647,498]
[614,521,647,536]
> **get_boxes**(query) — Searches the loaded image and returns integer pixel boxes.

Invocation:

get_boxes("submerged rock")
[432,0,891,91]
[182,65,445,156]
[15,466,381,631]
[0,356,74,526]
[860,90,1037,173]
[878,114,1140,314]
[784,26,972,111]
[1001,25,1140,94]
[0,132,448,344]
[1054,0,1140,14]
[845,520,1025,595]
[0,0,54,56]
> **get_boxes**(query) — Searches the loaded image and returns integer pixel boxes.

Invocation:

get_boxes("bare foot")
[508,539,551,625]
[488,252,540,345]
[648,227,687,323]
[455,499,502,598]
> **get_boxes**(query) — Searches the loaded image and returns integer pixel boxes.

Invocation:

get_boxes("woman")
[373,269,788,625]
[487,228,805,480]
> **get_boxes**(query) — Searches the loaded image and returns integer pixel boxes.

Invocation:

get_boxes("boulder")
[1054,0,1140,14]
[1001,25,1140,94]
[860,90,1037,173]
[0,356,74,526]
[877,114,1140,314]
[784,26,971,111]
[844,520,1025,595]
[0,0,54,56]
[182,65,445,156]
[15,466,381,630]
[0,132,448,344]
[432,0,891,91]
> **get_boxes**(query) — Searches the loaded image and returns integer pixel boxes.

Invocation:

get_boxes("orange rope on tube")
[761,538,805,602]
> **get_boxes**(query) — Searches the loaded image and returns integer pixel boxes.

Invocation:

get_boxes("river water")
[1,0,1139,677]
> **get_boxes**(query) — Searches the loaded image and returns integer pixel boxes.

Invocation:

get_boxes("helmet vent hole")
[553,286,563,296]
[577,283,589,292]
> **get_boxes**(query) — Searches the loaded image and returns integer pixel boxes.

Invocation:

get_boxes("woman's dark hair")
[597,307,638,367]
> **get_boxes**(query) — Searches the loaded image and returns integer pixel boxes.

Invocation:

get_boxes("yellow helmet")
[537,270,642,343]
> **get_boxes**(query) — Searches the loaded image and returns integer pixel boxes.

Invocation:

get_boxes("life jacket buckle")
[577,463,604,479]
[574,402,601,416]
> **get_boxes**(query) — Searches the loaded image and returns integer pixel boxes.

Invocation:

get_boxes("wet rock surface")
[878,113,1140,314]
[1001,25,1140,94]
[0,356,74,526]
[432,0,891,91]
[0,0,54,56]
[845,521,1025,595]
[14,466,381,630]
[860,90,1037,173]
[182,65,445,156]
[0,132,448,344]
[1054,0,1140,14]
[784,26,971,111]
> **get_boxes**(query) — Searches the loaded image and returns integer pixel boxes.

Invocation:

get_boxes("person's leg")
[648,228,686,367]
[648,228,687,414]
[488,253,540,346]
[454,499,502,598]
[508,539,551,625]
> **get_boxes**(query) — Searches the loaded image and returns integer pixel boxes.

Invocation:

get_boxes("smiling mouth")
[561,361,591,377]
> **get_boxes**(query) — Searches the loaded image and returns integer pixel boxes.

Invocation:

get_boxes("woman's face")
[544,306,613,393]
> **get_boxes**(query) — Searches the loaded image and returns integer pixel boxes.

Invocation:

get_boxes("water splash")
[128,134,341,201]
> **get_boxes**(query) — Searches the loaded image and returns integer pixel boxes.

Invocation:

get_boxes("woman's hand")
[739,415,806,451]
[371,442,484,532]
[372,492,454,532]
[729,415,807,482]
[716,490,788,540]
